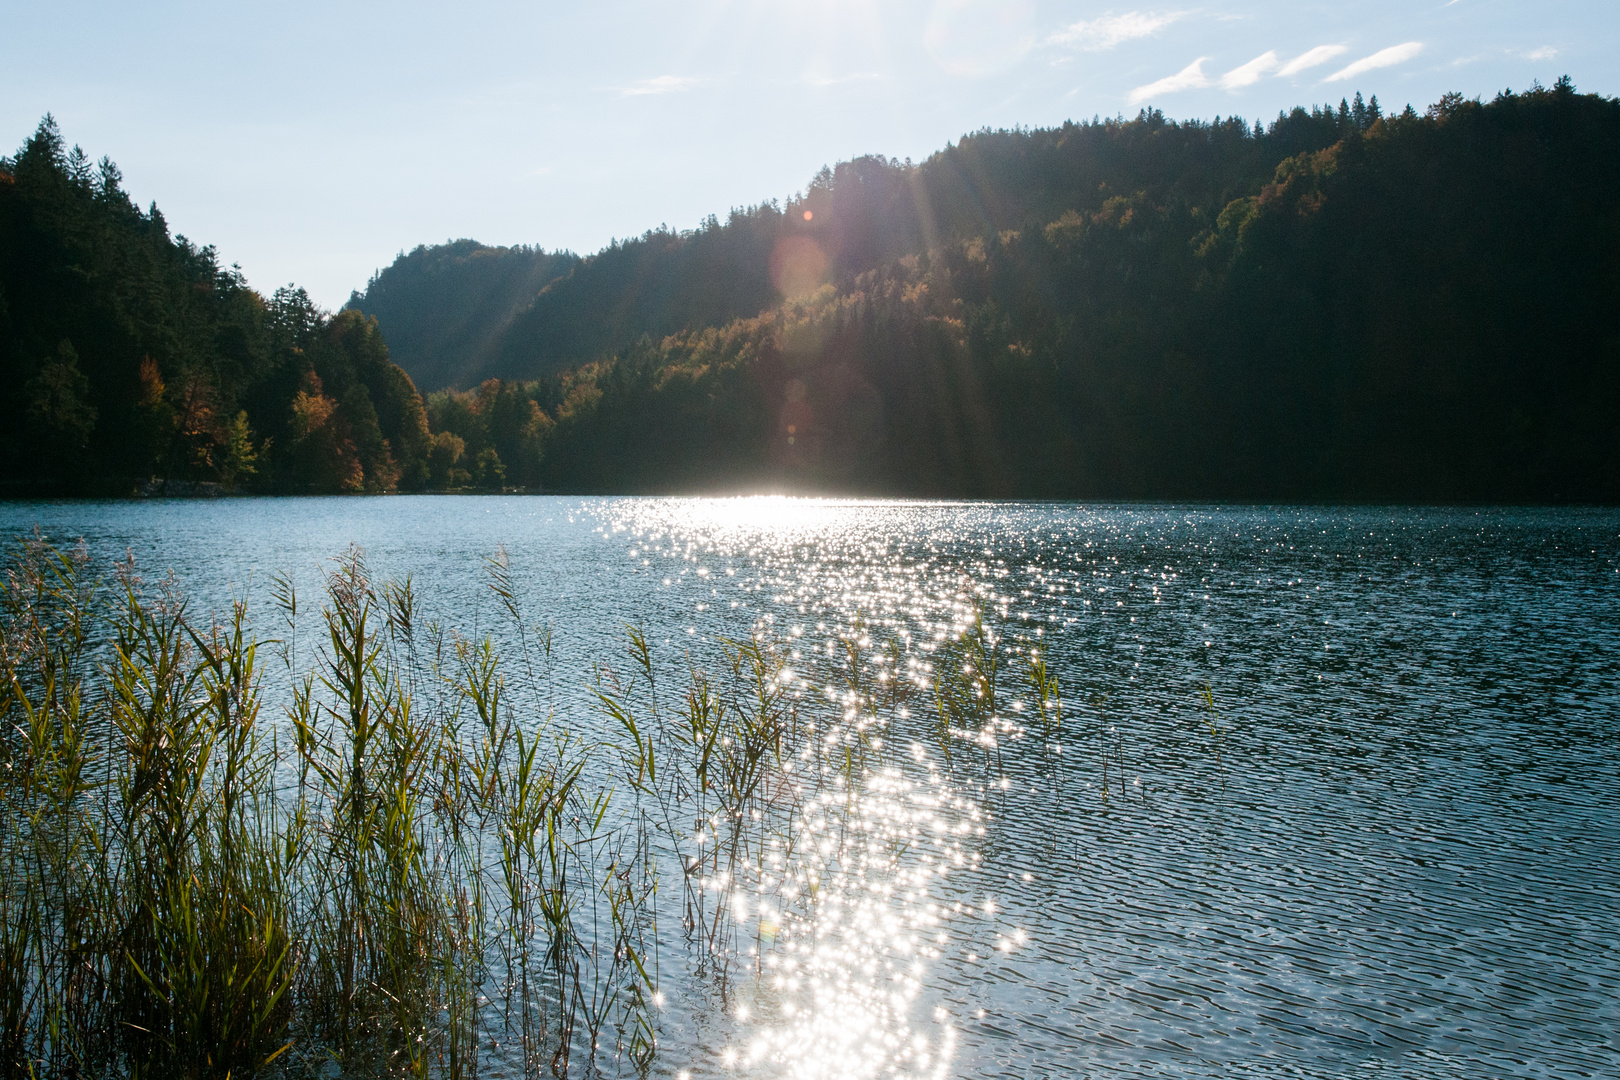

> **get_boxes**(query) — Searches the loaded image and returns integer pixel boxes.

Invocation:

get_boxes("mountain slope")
[410,82,1620,501]
[0,117,432,495]
[345,240,578,392]
[357,100,1361,391]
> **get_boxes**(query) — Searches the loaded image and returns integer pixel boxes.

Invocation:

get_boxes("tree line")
[7,81,1620,500]
[350,90,1395,391]
[371,81,1620,501]
[0,117,435,495]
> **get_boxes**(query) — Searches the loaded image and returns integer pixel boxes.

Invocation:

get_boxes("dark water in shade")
[2,497,1616,1079]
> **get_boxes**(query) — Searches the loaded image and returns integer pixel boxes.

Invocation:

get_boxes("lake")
[2,497,1616,1079]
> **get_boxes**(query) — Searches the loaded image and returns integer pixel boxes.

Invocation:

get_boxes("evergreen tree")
[0,119,433,495]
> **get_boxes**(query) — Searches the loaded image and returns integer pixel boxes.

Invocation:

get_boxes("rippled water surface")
[3,498,1617,1079]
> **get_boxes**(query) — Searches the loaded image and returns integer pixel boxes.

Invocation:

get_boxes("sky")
[4,0,1616,308]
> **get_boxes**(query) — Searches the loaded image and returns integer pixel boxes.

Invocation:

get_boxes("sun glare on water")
[662,496,858,537]
[603,495,1005,1079]
[711,770,968,1080]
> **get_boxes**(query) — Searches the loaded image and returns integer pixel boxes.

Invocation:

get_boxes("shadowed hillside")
[356,101,1346,390]
[345,240,578,392]
[402,81,1620,502]
[5,82,1619,501]
[0,118,431,495]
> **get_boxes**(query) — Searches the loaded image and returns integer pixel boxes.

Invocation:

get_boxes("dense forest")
[352,96,1378,390]
[346,240,579,394]
[0,118,432,495]
[7,81,1620,500]
[355,81,1620,502]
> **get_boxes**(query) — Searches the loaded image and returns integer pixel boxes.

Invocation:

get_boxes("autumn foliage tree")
[0,118,431,495]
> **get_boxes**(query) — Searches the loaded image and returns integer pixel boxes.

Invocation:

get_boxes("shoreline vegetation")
[0,531,1052,1078]
[2,535,657,1077]
[4,80,1619,502]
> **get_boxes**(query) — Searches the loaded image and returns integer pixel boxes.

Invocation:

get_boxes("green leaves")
[1,538,660,1077]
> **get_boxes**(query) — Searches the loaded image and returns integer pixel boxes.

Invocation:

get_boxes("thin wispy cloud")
[1128,57,1210,105]
[1527,45,1558,61]
[1131,39,1414,104]
[618,75,703,98]
[1277,45,1348,78]
[1221,50,1280,89]
[1326,42,1423,82]
[1050,11,1184,51]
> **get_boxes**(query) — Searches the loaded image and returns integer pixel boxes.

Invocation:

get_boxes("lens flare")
[770,235,829,299]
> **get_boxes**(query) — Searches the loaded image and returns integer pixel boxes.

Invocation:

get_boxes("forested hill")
[0,118,432,496]
[6,82,1620,501]
[368,81,1620,502]
[344,241,579,393]
[353,96,1348,390]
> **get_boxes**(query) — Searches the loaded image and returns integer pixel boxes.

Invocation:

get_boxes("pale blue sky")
[4,0,1614,307]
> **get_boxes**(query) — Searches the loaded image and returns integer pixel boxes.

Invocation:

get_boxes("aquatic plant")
[931,603,1003,773]
[0,536,655,1078]
[1,533,1087,1077]
[595,608,932,1005]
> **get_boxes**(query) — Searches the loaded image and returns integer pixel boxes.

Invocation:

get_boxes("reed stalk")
[0,537,658,1078]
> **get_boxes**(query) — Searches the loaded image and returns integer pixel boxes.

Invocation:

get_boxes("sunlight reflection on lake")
[2,497,1617,1079]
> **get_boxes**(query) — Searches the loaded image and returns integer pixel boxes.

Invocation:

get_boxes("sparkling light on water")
[6,497,1618,1078]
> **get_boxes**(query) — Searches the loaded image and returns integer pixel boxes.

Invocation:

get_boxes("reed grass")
[2,533,1107,1077]
[931,605,1000,771]
[0,535,653,1078]
[931,601,1072,783]
[593,607,932,1000]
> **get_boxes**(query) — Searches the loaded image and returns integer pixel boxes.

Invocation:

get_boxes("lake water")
[2,497,1617,1079]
